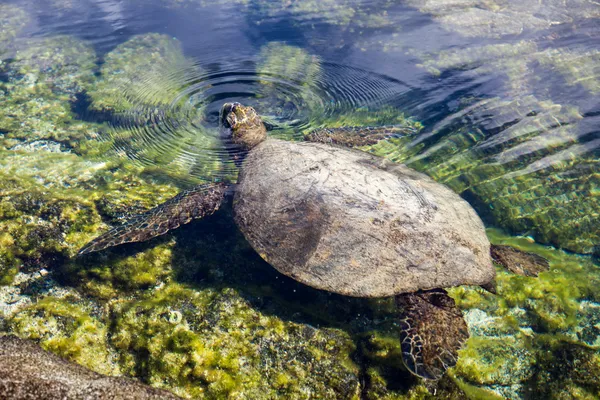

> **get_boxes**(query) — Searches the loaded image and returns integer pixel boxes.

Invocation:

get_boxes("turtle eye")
[227,112,237,128]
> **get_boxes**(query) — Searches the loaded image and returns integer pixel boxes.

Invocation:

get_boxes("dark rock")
[0,335,182,399]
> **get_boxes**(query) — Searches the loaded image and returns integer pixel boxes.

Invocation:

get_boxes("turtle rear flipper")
[490,244,550,277]
[305,125,415,147]
[396,289,469,380]
[78,183,228,255]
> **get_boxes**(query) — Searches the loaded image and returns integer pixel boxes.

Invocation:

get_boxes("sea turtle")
[79,103,545,380]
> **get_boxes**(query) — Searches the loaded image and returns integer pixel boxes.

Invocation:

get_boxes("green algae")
[65,241,175,299]
[537,48,600,95]
[399,41,600,254]
[257,42,322,86]
[404,0,600,38]
[254,42,325,128]
[88,33,196,113]
[6,296,119,376]
[12,35,97,96]
[412,41,538,96]
[447,229,600,399]
[0,35,104,154]
[318,105,423,132]
[253,0,356,26]
[86,33,225,182]
[413,41,600,99]
[0,5,30,56]
[109,283,360,399]
[0,149,183,286]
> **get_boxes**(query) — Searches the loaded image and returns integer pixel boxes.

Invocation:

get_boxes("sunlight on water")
[0,0,599,399]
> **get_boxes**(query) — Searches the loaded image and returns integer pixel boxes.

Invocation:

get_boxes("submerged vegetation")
[0,1,599,399]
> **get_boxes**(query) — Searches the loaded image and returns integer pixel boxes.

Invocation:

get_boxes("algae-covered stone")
[12,35,97,96]
[64,241,175,299]
[0,35,103,153]
[86,33,224,181]
[537,48,600,95]
[0,5,30,56]
[448,230,600,399]
[6,297,119,376]
[0,149,182,285]
[254,42,324,126]
[253,0,356,26]
[154,0,249,10]
[110,283,360,399]
[412,41,537,96]
[413,42,600,98]
[402,41,600,254]
[0,335,181,399]
[405,0,600,38]
[257,42,322,85]
[88,33,195,112]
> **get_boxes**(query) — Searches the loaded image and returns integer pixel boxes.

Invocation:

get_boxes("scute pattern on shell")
[234,139,495,297]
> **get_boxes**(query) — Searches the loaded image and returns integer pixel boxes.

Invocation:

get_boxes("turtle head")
[220,102,267,150]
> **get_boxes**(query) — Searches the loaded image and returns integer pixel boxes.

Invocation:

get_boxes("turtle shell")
[233,139,494,297]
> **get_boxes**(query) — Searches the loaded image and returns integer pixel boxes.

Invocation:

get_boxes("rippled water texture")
[0,0,599,399]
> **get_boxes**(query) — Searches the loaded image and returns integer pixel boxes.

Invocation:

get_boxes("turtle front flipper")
[305,125,416,147]
[396,289,469,380]
[78,183,228,255]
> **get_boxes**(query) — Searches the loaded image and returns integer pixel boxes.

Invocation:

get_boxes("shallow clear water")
[0,0,599,399]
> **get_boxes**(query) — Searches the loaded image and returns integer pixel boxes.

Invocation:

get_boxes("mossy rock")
[446,229,600,398]
[109,283,361,399]
[0,150,183,285]
[88,33,195,113]
[6,296,119,376]
[404,0,600,38]
[0,5,30,53]
[12,35,97,96]
[0,35,105,154]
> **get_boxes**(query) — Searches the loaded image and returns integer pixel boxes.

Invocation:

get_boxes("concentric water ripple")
[93,56,412,183]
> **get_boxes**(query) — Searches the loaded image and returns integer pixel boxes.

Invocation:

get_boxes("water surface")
[0,0,599,399]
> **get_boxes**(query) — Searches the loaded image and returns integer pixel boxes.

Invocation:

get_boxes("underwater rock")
[254,42,324,124]
[0,335,181,399]
[0,35,103,153]
[257,42,322,86]
[9,140,69,153]
[404,0,600,38]
[447,230,600,399]
[11,35,97,97]
[155,0,250,10]
[88,33,196,113]
[6,296,119,376]
[412,41,537,96]
[109,284,361,399]
[86,33,223,180]
[402,42,600,254]
[0,149,182,285]
[253,0,357,26]
[0,5,30,57]
[537,48,600,95]
[414,42,600,99]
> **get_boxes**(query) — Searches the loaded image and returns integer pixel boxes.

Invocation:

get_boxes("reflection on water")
[0,0,599,399]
